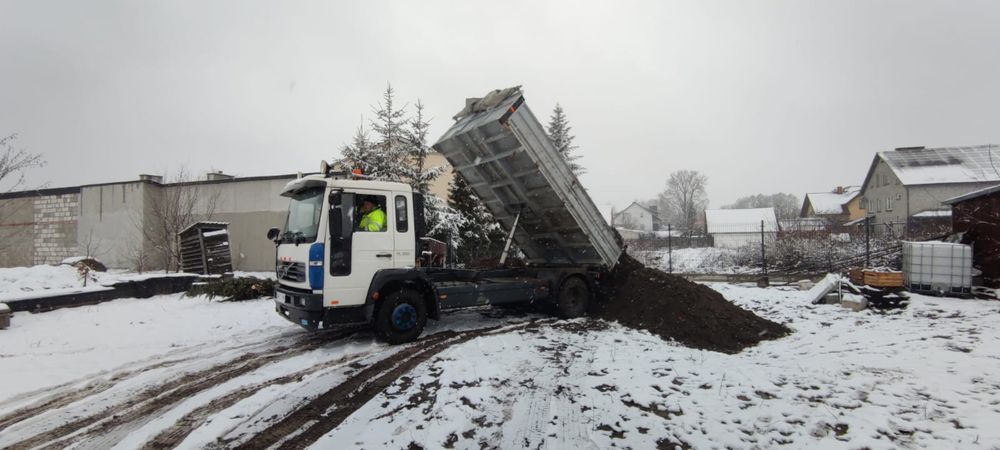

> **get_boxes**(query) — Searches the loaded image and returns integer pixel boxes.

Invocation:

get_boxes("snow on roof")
[943,183,1000,205]
[911,210,952,218]
[879,145,1000,186]
[705,208,778,233]
[844,217,868,226]
[179,221,229,235]
[804,187,859,215]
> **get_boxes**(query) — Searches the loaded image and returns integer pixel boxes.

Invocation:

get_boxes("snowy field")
[1,285,999,449]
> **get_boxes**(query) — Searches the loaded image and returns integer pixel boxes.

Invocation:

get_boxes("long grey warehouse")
[0,172,298,271]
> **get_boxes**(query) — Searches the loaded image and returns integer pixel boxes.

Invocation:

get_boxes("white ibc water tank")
[902,241,973,296]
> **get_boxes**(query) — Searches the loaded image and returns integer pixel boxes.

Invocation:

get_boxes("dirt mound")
[591,254,789,354]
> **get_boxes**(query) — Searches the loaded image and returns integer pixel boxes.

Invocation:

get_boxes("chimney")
[834,186,844,194]
[206,171,234,181]
[139,174,163,184]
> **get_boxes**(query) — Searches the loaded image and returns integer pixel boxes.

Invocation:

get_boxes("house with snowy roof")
[858,145,1000,234]
[705,207,779,249]
[612,201,661,232]
[800,186,863,227]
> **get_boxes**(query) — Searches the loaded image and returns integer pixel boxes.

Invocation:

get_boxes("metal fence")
[627,217,951,276]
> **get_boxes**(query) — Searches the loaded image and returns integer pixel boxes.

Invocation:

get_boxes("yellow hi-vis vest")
[360,207,386,232]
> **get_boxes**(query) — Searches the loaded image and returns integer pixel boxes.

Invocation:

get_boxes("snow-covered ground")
[633,247,759,274]
[1,285,999,449]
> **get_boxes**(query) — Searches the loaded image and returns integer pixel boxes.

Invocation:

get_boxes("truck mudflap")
[274,286,372,330]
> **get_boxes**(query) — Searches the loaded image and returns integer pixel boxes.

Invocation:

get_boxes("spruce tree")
[404,100,444,196]
[547,103,584,175]
[339,84,411,181]
[447,174,505,264]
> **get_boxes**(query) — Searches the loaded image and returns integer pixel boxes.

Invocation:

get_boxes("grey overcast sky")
[2,1,999,216]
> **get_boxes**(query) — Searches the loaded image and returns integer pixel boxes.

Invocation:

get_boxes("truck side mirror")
[266,227,280,241]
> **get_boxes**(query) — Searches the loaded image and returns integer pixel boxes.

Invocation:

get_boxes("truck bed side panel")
[433,95,622,269]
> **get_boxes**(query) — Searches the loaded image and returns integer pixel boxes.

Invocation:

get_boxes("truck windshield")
[283,187,324,243]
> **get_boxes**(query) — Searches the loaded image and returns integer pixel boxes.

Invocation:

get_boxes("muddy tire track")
[140,346,384,450]
[234,321,547,450]
[6,330,354,450]
[0,329,311,431]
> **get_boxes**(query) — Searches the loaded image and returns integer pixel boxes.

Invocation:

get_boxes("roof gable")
[802,187,860,216]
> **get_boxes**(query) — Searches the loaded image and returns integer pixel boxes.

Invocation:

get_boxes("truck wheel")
[374,289,427,344]
[557,276,589,319]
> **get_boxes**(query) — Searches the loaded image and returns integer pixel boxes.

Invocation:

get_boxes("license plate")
[300,319,309,326]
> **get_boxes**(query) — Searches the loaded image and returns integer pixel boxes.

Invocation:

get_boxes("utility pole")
[667,223,673,274]
[759,220,769,287]
[865,216,871,268]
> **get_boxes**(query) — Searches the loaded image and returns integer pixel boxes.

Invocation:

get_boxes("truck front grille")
[278,261,306,282]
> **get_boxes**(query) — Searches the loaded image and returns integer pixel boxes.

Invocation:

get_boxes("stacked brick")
[32,194,79,265]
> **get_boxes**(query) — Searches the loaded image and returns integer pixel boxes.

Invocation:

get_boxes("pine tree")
[338,124,374,174]
[547,103,584,175]
[447,174,505,264]
[404,100,444,196]
[339,84,411,181]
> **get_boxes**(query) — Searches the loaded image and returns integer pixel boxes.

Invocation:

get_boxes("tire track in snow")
[5,330,354,450]
[139,346,385,449]
[234,320,551,450]
[0,327,304,430]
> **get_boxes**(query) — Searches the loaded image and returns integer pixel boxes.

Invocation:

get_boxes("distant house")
[705,208,779,249]
[944,184,1000,286]
[612,202,661,232]
[858,145,1000,234]
[800,186,862,226]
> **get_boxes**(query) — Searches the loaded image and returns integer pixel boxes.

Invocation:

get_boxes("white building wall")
[713,232,776,249]
[615,204,654,231]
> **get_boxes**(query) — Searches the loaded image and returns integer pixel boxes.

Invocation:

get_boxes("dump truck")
[268,87,623,343]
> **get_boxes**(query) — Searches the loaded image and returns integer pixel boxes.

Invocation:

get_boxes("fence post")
[760,220,768,286]
[865,216,871,268]
[667,223,673,274]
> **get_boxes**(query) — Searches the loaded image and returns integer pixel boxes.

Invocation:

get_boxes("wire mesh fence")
[627,218,951,276]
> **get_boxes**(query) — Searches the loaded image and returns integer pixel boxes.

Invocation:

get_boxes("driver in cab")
[358,196,386,232]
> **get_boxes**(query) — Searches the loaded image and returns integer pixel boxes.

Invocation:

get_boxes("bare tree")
[0,134,46,253]
[136,168,221,273]
[656,170,709,234]
[724,193,800,220]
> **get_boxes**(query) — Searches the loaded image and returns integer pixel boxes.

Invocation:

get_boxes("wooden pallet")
[849,268,904,288]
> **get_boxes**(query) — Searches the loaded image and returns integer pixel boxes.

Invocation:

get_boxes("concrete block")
[840,297,868,312]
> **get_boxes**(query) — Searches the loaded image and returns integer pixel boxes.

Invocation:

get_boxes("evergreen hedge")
[186,276,275,301]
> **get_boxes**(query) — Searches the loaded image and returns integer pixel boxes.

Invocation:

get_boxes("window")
[357,194,387,232]
[282,187,324,243]
[395,195,408,232]
[886,197,893,212]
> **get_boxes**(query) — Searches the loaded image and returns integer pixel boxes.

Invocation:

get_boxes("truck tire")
[556,276,589,319]
[374,289,427,344]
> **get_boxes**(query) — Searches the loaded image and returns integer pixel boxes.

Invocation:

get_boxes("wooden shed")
[945,184,1000,286]
[178,221,233,275]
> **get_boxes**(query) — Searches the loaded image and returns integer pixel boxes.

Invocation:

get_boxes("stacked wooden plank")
[848,268,905,288]
[179,222,233,275]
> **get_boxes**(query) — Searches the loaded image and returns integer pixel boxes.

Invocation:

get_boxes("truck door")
[325,191,395,307]
[391,192,416,267]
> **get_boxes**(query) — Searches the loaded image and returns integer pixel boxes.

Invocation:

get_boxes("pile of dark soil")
[591,254,790,354]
